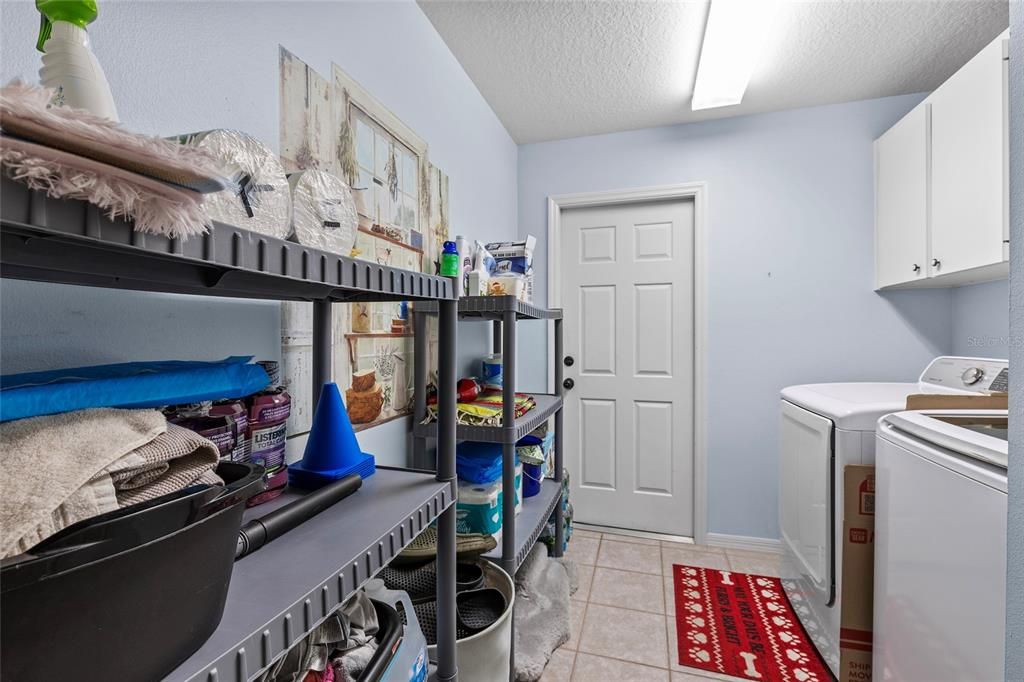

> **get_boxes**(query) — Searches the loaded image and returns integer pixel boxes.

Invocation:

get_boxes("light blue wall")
[0,1,517,464]
[951,280,1011,358]
[1006,0,1023,675]
[517,95,958,540]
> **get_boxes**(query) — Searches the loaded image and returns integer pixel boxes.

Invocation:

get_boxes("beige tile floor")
[539,529,784,682]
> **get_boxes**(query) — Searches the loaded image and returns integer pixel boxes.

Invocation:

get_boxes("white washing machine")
[778,356,1008,675]
[874,409,1007,682]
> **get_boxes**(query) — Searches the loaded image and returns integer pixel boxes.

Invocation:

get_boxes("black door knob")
[563,378,575,390]
[564,356,575,367]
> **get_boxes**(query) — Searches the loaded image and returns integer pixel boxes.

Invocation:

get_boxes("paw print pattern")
[771,615,793,629]
[686,631,709,645]
[761,589,780,600]
[685,615,706,629]
[765,601,783,613]
[778,631,796,644]
[786,649,809,665]
[688,647,712,663]
[685,602,704,614]
[682,567,698,577]
[793,668,820,682]
[756,578,774,588]
[684,578,699,588]
[684,589,701,600]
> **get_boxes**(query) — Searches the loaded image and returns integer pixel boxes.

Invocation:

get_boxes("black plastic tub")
[0,462,264,682]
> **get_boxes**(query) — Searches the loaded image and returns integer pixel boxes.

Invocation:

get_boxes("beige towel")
[0,408,222,558]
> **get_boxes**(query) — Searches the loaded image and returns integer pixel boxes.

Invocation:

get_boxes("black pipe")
[235,474,362,559]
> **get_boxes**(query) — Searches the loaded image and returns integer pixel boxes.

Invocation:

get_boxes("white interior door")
[560,199,694,536]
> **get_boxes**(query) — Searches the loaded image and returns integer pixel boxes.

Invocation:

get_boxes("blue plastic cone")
[289,382,375,489]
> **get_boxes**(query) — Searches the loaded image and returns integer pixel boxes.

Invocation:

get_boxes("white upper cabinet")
[875,30,1009,290]
[928,33,1009,278]
[875,105,928,288]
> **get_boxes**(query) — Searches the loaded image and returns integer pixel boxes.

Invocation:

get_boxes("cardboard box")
[840,465,875,682]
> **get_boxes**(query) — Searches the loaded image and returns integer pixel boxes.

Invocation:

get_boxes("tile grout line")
[569,532,601,680]
[572,649,675,676]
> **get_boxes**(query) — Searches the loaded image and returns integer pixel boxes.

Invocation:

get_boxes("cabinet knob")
[912,264,921,273]
[932,258,941,268]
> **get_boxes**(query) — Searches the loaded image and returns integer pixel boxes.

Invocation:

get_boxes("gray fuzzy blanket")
[513,544,578,681]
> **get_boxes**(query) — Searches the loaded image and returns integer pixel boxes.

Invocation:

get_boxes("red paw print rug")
[671,565,834,682]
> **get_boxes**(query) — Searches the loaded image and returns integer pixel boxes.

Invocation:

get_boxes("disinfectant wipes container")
[456,464,522,536]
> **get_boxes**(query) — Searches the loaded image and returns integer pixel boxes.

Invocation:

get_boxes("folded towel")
[0,408,221,558]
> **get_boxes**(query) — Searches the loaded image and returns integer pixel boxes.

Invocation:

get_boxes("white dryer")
[778,356,1008,675]
[874,409,1007,682]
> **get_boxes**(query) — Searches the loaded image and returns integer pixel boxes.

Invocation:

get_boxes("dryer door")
[780,400,834,605]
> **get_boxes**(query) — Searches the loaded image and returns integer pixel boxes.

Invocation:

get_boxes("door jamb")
[547,183,709,545]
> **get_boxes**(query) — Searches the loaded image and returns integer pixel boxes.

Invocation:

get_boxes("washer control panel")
[919,356,1009,394]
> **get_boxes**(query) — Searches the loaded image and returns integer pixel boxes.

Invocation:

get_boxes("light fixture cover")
[692,0,779,111]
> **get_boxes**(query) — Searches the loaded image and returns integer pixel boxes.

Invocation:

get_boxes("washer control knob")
[961,367,984,385]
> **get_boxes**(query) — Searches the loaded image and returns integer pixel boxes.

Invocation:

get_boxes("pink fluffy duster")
[0,81,234,239]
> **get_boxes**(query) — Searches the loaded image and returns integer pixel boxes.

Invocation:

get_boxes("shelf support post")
[553,316,565,557]
[312,300,332,403]
[436,299,459,682]
[412,308,429,469]
[501,308,517,679]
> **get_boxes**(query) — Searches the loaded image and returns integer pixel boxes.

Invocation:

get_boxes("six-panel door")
[560,199,695,536]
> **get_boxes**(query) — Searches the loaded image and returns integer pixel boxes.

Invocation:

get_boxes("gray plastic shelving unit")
[481,479,562,570]
[0,179,449,303]
[413,393,563,443]
[412,295,566,679]
[0,180,462,682]
[166,468,453,682]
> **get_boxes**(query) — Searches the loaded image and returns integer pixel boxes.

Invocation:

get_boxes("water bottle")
[37,0,119,122]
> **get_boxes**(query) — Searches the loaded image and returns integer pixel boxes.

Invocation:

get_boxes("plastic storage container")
[0,462,264,682]
[426,562,514,682]
[364,580,429,682]
[523,461,543,498]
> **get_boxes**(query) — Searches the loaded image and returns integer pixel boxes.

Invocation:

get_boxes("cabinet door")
[875,105,928,289]
[929,33,1008,276]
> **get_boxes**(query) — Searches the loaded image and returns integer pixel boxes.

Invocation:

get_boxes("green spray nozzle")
[36,0,98,52]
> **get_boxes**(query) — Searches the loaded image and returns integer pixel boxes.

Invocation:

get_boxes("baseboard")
[704,532,783,554]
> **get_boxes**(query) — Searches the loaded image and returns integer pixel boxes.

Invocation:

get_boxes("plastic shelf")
[0,179,454,303]
[483,479,562,571]
[414,394,562,443]
[165,468,455,682]
[418,296,562,320]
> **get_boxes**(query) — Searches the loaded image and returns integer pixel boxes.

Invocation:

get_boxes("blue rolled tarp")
[0,357,270,422]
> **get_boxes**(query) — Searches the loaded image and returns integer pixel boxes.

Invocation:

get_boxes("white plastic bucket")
[427,562,515,682]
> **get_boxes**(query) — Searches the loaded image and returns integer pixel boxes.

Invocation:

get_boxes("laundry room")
[0,1,1019,681]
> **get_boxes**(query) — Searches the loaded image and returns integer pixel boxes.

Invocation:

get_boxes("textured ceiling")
[418,0,1010,143]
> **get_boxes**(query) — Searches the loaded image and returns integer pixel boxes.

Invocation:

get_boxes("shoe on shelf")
[392,526,497,564]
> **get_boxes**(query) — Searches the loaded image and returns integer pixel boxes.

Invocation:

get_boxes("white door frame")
[547,182,709,544]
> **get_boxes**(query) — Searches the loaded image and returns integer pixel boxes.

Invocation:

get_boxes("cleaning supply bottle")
[36,0,119,121]
[440,240,459,278]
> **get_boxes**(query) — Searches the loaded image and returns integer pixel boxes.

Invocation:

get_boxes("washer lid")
[780,382,919,431]
[882,410,1008,470]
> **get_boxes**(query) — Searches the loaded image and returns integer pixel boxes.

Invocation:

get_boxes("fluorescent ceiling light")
[692,0,779,111]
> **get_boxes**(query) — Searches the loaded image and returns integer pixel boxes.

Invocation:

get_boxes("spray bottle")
[36,0,119,121]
